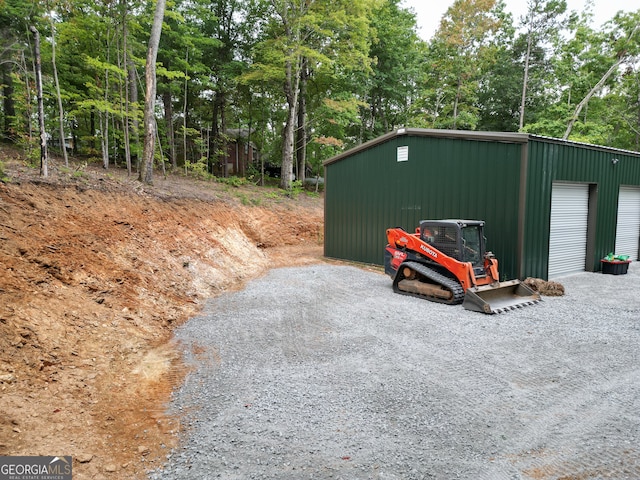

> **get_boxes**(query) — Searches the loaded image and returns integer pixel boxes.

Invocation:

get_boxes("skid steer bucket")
[462,279,541,314]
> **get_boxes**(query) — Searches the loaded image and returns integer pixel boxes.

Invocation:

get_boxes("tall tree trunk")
[102,10,112,170]
[128,59,140,171]
[71,122,77,155]
[101,66,110,169]
[564,24,639,140]
[210,99,218,175]
[139,0,167,184]
[123,74,132,175]
[182,58,188,174]
[563,58,624,140]
[519,10,534,131]
[281,99,297,188]
[100,109,109,169]
[220,96,228,176]
[636,82,640,151]
[369,100,376,135]
[163,90,176,169]
[280,53,301,190]
[295,57,307,183]
[212,92,226,176]
[179,48,188,171]
[20,51,33,144]
[90,109,96,151]
[2,65,15,140]
[452,78,461,130]
[247,93,255,181]
[49,16,68,167]
[121,0,132,175]
[30,26,48,177]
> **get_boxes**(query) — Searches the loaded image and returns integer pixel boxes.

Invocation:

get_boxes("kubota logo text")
[420,245,438,258]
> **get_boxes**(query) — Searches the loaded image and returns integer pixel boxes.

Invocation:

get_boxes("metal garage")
[615,186,640,260]
[323,128,640,280]
[548,183,589,278]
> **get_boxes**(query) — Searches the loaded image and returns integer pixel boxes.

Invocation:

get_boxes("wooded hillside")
[1,0,639,189]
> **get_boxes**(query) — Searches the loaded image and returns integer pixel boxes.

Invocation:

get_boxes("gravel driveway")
[150,263,640,480]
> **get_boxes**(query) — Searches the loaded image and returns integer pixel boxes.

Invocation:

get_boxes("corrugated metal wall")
[522,138,640,279]
[325,131,640,281]
[324,132,525,280]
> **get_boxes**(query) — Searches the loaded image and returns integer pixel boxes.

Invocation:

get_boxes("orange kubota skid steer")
[384,220,540,314]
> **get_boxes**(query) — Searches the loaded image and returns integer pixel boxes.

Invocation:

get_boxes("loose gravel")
[149,263,640,480]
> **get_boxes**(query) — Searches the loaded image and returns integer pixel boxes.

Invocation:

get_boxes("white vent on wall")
[397,146,409,162]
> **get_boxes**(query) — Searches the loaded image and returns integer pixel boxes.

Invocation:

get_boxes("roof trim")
[323,128,531,166]
[323,128,640,166]
[322,130,398,166]
[528,134,640,157]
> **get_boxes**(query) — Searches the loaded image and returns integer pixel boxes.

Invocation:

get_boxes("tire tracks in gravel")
[152,264,640,480]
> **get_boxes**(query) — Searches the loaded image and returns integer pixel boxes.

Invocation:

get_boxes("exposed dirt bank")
[0,150,324,479]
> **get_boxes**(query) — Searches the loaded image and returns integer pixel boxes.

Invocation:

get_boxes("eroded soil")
[0,149,324,479]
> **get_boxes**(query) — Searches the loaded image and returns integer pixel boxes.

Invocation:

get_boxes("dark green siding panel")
[521,141,556,278]
[522,139,640,279]
[325,135,523,279]
[326,132,640,281]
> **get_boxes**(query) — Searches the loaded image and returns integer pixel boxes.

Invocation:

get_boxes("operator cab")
[419,220,487,277]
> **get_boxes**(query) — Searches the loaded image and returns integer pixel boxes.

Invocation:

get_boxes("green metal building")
[323,128,640,280]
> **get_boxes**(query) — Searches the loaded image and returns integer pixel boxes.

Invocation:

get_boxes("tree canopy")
[1,0,639,186]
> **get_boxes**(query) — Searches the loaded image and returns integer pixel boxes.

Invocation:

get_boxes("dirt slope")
[0,150,324,479]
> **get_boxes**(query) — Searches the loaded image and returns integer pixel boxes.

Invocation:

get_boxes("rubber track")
[392,261,465,305]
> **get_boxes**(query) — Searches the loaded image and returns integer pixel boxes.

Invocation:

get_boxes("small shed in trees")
[323,128,640,280]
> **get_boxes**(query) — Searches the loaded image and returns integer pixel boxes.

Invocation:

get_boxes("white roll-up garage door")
[615,186,640,260]
[548,183,589,278]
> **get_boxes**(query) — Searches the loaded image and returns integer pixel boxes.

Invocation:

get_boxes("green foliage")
[216,176,248,187]
[522,104,571,138]
[236,192,262,206]
[419,0,505,131]
[305,189,321,198]
[186,157,211,179]
[263,190,283,200]
[14,137,40,167]
[356,0,424,138]
[285,180,305,198]
[476,45,522,131]
[0,0,639,196]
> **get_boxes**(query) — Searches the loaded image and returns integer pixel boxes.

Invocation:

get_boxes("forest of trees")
[0,0,639,188]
